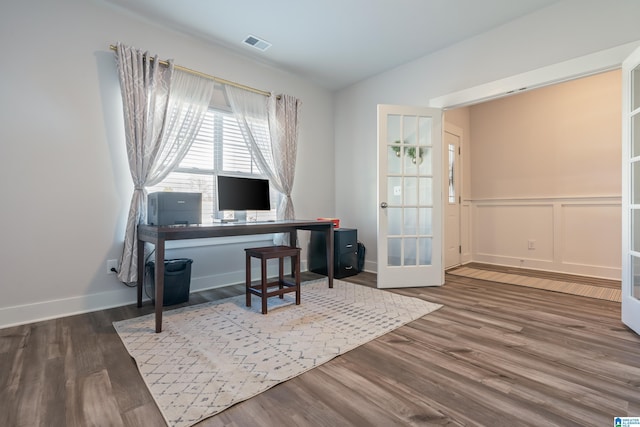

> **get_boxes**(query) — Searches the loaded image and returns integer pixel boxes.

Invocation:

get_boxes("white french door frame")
[377,104,443,288]
[622,46,640,334]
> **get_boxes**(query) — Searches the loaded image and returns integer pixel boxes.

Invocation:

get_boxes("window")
[448,143,456,204]
[148,107,278,222]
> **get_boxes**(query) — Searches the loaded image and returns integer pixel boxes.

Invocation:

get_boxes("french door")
[377,105,443,288]
[622,46,640,334]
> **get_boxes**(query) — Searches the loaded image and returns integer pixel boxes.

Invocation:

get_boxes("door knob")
[380,202,388,209]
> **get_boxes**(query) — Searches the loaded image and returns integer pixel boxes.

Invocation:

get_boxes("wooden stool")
[245,245,301,314]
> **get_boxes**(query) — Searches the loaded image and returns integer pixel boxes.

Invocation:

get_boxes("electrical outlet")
[528,240,535,250]
[107,259,118,274]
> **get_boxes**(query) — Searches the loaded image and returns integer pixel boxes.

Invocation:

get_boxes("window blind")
[147,108,277,222]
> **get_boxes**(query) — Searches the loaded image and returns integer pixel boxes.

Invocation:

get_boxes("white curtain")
[115,43,215,283]
[225,86,301,225]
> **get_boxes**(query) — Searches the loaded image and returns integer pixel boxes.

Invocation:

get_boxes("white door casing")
[377,104,443,288]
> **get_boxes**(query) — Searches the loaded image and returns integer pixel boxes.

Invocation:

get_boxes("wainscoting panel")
[470,197,621,279]
[474,203,555,262]
[560,203,621,272]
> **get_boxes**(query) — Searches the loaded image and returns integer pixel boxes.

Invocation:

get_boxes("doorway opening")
[439,65,623,281]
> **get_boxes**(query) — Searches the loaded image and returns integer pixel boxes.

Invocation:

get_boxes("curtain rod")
[109,44,272,98]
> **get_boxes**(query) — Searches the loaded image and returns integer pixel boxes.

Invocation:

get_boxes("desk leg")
[136,238,145,308]
[290,229,298,278]
[154,240,165,333]
[327,226,334,288]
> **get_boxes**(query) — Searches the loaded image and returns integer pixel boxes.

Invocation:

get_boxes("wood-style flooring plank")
[315,357,462,426]
[458,262,622,289]
[1,269,639,426]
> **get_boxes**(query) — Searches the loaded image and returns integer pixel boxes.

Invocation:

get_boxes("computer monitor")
[216,175,271,212]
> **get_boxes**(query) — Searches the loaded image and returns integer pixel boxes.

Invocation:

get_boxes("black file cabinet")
[309,228,358,279]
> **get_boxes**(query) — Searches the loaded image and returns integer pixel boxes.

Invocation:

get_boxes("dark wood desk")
[137,220,334,332]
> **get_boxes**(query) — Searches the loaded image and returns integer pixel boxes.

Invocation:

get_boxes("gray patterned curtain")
[115,43,215,283]
[115,43,173,284]
[269,94,301,221]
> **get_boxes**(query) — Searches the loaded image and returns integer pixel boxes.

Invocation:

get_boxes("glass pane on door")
[448,143,456,203]
[633,64,640,111]
[387,176,402,205]
[387,207,402,235]
[633,209,640,252]
[418,208,433,234]
[404,177,418,205]
[419,177,433,205]
[404,208,417,235]
[633,255,640,299]
[388,238,402,266]
[404,238,417,265]
[419,237,432,265]
[633,114,640,158]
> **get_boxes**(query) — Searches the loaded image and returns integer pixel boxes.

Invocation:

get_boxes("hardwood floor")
[459,262,622,289]
[1,269,639,426]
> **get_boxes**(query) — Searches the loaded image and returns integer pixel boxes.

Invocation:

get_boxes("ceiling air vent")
[243,35,271,52]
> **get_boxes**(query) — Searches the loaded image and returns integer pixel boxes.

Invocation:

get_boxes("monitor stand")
[213,211,246,223]
[213,218,238,223]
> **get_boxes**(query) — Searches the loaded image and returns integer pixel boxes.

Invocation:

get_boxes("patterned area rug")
[113,278,442,427]
[447,266,621,302]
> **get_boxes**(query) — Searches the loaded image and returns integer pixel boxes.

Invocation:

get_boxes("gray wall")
[0,0,335,327]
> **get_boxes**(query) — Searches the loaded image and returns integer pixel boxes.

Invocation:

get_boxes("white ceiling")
[104,0,561,91]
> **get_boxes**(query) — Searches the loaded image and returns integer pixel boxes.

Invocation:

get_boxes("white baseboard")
[0,260,313,330]
[472,253,621,280]
[0,287,140,330]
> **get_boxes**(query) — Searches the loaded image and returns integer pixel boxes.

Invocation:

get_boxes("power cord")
[111,261,136,288]
[113,248,157,289]
[143,249,156,300]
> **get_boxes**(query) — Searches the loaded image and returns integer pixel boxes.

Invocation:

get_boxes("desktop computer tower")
[147,192,202,226]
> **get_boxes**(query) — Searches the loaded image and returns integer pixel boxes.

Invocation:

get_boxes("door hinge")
[458,147,461,155]
[459,196,461,204]
[459,245,462,254]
